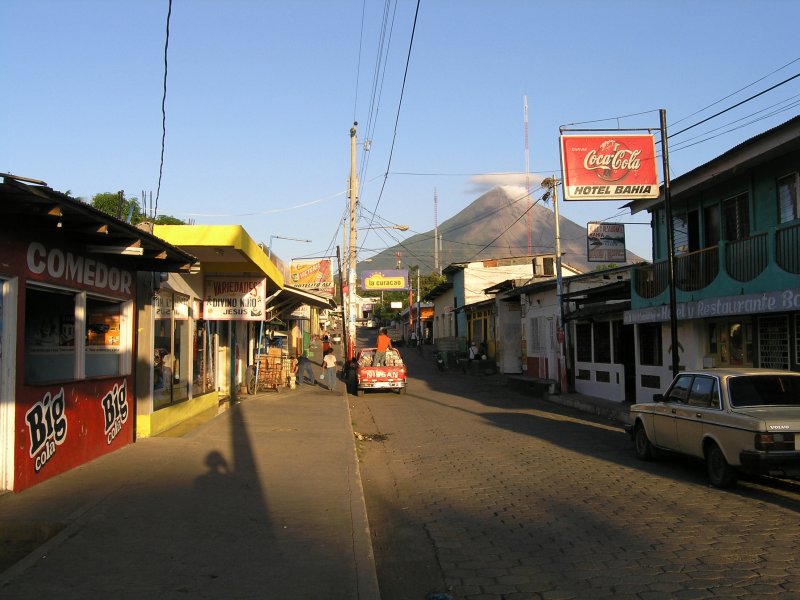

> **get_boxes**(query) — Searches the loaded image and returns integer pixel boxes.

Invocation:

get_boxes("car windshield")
[728,375,800,407]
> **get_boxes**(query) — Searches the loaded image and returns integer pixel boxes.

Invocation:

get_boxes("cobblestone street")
[353,350,800,600]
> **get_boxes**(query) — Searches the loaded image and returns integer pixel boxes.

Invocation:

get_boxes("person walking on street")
[322,348,338,391]
[374,328,392,366]
[322,331,331,354]
[298,351,316,385]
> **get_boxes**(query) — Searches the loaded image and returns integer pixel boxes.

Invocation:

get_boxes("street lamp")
[267,235,312,259]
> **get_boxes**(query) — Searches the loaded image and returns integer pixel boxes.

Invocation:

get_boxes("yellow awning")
[153,225,283,289]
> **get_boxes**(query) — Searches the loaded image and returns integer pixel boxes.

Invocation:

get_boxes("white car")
[626,368,800,488]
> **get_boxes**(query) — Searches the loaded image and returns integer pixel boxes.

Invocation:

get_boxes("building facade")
[0,176,195,492]
[625,116,800,399]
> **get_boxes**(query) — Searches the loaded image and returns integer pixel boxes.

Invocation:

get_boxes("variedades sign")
[560,134,659,201]
[203,277,267,320]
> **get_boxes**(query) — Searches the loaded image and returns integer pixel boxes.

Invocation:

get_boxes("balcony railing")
[633,261,668,299]
[777,221,800,274]
[633,222,800,299]
[676,246,719,291]
[725,233,767,282]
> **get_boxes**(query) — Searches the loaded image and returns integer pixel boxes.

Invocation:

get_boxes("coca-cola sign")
[560,134,659,201]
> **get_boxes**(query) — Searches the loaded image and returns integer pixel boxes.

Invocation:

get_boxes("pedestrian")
[322,347,338,391]
[468,341,479,361]
[298,351,316,385]
[309,334,322,364]
[374,327,392,366]
[322,331,331,354]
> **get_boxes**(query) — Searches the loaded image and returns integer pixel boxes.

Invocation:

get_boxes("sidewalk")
[0,381,379,600]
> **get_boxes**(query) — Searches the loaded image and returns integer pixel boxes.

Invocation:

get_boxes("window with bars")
[576,322,592,362]
[723,192,750,242]
[778,172,800,223]
[529,317,544,354]
[759,316,789,370]
[594,321,611,363]
[672,211,689,255]
[639,323,663,366]
[796,315,800,367]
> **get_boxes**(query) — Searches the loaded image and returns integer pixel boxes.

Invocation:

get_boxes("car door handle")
[671,409,677,414]
[695,413,702,418]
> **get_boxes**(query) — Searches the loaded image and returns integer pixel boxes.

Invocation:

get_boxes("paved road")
[351,345,800,600]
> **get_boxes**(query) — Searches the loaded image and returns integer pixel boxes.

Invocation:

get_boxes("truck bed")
[350,348,407,396]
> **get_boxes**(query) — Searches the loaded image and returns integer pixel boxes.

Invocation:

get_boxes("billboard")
[587,222,627,263]
[560,134,659,201]
[360,269,409,291]
[290,259,334,295]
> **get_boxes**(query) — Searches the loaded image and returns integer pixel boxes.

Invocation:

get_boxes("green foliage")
[91,192,141,222]
[89,192,186,225]
[153,214,185,225]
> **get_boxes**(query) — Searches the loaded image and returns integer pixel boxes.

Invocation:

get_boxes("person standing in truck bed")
[374,327,393,366]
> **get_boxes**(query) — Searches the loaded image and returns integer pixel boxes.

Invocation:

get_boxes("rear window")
[728,375,800,407]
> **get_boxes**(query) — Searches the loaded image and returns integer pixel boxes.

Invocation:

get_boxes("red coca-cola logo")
[582,139,642,182]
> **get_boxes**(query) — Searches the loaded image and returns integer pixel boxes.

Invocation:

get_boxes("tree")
[91,192,142,223]
[89,192,185,225]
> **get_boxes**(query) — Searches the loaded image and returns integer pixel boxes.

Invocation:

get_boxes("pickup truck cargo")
[347,347,407,396]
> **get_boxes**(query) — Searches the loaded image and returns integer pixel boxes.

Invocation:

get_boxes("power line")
[671,57,800,126]
[353,0,367,124]
[361,0,420,248]
[154,0,172,219]
[669,71,800,139]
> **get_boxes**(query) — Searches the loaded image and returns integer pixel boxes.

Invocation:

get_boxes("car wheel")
[633,422,654,461]
[706,444,737,488]
[398,386,406,395]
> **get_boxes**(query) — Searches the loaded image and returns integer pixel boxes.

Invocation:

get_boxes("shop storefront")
[0,176,195,492]
[135,225,284,437]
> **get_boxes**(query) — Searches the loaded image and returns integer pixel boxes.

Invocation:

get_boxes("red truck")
[347,347,407,396]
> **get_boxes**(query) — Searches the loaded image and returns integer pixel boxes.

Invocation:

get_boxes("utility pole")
[661,109,680,378]
[543,176,567,395]
[417,267,421,340]
[434,188,439,274]
[347,122,359,362]
[336,246,348,359]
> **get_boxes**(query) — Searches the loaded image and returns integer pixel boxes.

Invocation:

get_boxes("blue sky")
[3,0,799,266]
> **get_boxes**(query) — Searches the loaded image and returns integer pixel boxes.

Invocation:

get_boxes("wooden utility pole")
[347,123,359,361]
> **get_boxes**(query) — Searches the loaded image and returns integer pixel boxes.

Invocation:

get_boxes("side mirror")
[653,393,664,403]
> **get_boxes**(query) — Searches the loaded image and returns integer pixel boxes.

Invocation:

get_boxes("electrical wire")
[670,57,800,126]
[669,71,800,139]
[360,0,420,251]
[154,0,172,219]
[353,0,367,124]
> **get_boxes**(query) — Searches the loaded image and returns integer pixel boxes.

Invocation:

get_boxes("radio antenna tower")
[434,187,439,274]
[524,95,532,258]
